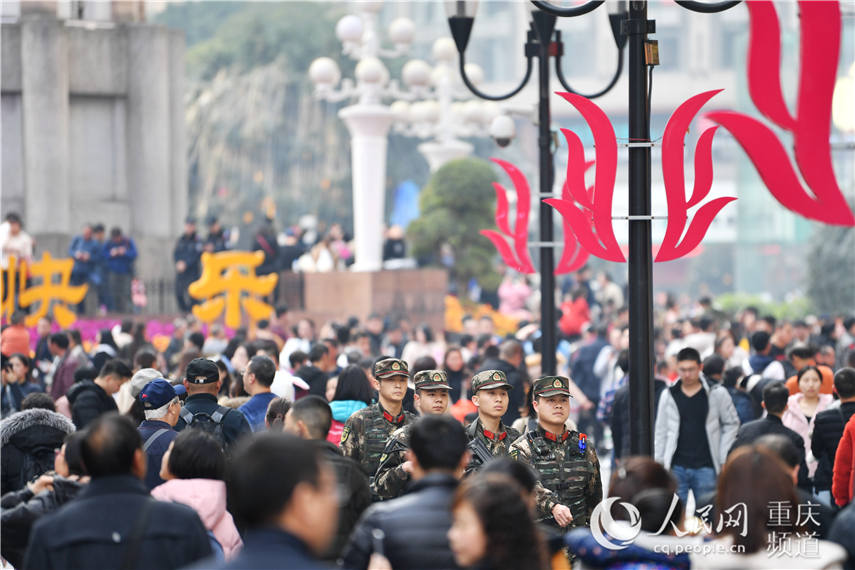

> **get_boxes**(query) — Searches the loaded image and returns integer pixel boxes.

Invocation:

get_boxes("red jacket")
[559,297,590,337]
[832,413,855,507]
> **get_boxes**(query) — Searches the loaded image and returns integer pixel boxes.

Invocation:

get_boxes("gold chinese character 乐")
[188,251,278,329]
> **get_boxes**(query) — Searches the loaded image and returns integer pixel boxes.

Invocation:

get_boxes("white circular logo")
[590,497,642,550]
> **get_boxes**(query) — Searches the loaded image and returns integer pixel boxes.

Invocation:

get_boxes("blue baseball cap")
[139,379,186,410]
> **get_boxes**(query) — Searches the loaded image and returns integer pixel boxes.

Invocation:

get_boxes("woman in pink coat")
[781,365,834,480]
[151,429,243,559]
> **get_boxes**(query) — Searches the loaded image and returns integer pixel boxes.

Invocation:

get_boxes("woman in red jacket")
[832,413,855,507]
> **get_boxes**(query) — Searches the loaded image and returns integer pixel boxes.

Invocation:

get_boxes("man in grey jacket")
[654,347,740,505]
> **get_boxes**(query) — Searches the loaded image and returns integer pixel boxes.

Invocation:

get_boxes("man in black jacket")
[477,340,528,424]
[67,359,132,429]
[175,358,251,449]
[285,396,370,560]
[295,344,332,398]
[23,414,211,569]
[812,367,855,505]
[728,381,810,490]
[342,415,468,570]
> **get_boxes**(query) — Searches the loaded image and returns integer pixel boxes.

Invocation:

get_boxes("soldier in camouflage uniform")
[465,370,521,474]
[509,376,603,530]
[372,369,451,500]
[341,358,416,485]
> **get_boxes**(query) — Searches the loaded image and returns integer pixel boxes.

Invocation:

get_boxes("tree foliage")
[807,210,855,314]
[408,158,500,292]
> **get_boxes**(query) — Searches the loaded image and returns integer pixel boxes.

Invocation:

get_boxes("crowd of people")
[2,284,855,568]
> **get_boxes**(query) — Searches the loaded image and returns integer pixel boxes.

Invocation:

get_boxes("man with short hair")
[202,433,338,569]
[341,358,416,480]
[68,359,133,429]
[812,368,855,505]
[47,333,79,400]
[373,370,452,499]
[23,414,211,569]
[284,396,370,560]
[729,381,805,460]
[784,344,834,395]
[295,344,331,398]
[510,376,603,529]
[174,217,203,313]
[342,415,468,570]
[137,379,184,490]
[68,223,102,314]
[238,355,278,431]
[748,330,786,380]
[175,358,251,449]
[654,347,740,505]
[465,370,521,473]
[477,339,528,424]
[102,226,137,314]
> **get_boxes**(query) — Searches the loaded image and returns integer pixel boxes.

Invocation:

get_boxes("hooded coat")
[0,408,75,494]
[151,478,243,560]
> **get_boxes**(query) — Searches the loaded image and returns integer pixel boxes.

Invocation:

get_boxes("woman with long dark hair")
[442,346,467,404]
[328,365,374,445]
[448,473,547,570]
[2,354,43,416]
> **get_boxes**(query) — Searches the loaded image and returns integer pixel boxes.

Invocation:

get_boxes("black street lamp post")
[446,0,626,382]
[448,0,740,456]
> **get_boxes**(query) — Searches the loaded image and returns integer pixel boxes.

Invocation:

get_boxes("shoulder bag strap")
[142,429,170,453]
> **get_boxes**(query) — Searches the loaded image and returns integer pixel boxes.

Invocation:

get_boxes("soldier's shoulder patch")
[341,425,351,443]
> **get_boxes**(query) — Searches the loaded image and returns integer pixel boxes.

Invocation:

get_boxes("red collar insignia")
[483,429,507,441]
[543,429,569,443]
[382,409,405,425]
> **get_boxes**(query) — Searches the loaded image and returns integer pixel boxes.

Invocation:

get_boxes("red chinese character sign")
[480,0,853,269]
[188,251,278,329]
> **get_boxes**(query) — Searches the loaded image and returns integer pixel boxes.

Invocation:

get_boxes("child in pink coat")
[151,430,243,559]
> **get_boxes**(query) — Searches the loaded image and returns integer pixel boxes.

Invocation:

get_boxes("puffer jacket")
[341,473,460,570]
[781,392,834,479]
[328,400,368,445]
[316,440,371,561]
[0,409,75,494]
[1,476,85,568]
[151,478,243,560]
[654,378,740,474]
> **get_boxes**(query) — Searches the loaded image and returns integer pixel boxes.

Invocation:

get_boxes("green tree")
[408,158,500,293]
[807,211,855,314]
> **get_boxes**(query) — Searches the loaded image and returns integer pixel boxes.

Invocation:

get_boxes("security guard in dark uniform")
[341,358,416,485]
[372,369,451,499]
[465,370,521,474]
[509,375,603,529]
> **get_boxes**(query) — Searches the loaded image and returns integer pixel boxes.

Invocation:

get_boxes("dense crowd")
[2,284,855,569]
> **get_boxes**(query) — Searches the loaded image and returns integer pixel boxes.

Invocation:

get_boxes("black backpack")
[179,407,229,447]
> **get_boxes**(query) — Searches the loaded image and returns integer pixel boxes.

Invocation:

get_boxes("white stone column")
[339,104,393,272]
[418,138,473,172]
[20,16,70,237]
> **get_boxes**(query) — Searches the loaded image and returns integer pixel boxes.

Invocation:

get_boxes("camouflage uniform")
[509,376,603,529]
[372,370,451,500]
[464,370,521,474]
[341,358,415,481]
